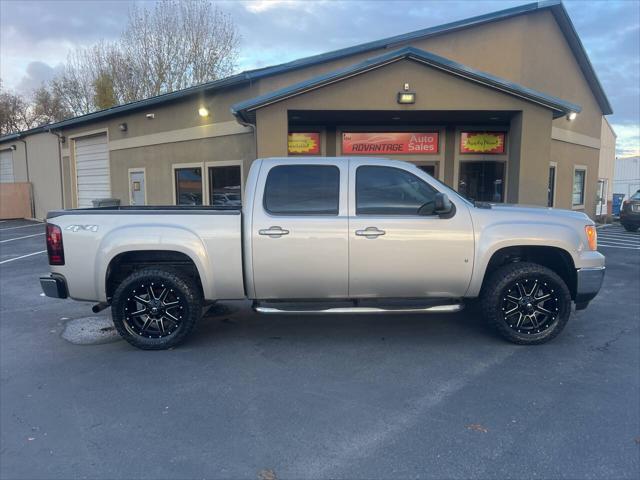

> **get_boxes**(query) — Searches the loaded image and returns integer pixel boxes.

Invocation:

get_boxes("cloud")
[611,124,640,157]
[14,61,63,94]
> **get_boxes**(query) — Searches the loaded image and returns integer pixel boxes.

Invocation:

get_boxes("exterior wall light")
[397,92,416,104]
[10,144,17,150]
[198,107,209,117]
[567,112,577,121]
[119,123,128,132]
[145,113,155,119]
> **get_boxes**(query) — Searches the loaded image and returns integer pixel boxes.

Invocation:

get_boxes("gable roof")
[0,0,611,143]
[232,46,582,123]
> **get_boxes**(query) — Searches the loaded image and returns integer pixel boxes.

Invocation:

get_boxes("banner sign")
[342,132,439,155]
[288,132,320,155]
[460,131,506,154]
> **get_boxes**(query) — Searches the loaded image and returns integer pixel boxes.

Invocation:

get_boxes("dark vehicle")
[620,190,640,232]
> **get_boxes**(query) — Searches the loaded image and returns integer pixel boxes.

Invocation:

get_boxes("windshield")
[631,190,640,200]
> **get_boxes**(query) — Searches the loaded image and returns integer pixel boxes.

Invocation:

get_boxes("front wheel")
[111,268,202,350]
[481,262,571,345]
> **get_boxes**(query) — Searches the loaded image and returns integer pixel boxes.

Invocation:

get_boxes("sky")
[1,0,638,156]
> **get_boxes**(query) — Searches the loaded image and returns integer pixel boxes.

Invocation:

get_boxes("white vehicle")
[41,157,605,349]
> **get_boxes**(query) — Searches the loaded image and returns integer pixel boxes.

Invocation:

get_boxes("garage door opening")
[74,133,110,208]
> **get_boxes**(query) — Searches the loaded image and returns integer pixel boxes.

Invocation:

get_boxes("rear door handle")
[355,227,386,238]
[259,226,290,238]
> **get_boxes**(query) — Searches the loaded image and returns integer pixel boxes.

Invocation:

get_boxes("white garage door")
[75,133,110,208]
[0,149,14,183]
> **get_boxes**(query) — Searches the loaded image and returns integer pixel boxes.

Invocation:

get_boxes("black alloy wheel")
[481,262,571,345]
[111,268,202,350]
[500,278,560,335]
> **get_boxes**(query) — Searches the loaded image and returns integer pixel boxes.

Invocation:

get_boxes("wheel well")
[105,250,203,301]
[482,246,577,299]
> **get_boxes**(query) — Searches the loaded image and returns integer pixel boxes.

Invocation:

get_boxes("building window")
[175,167,203,205]
[458,161,505,203]
[264,165,339,215]
[572,168,586,207]
[209,165,242,207]
[548,164,557,207]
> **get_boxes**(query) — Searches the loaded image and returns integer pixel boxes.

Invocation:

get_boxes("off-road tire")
[622,223,639,232]
[111,268,202,350]
[481,262,571,345]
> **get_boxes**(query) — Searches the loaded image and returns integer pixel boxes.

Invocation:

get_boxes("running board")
[254,303,464,315]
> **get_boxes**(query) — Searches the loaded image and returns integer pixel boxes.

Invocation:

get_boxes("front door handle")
[355,227,386,238]
[259,226,290,238]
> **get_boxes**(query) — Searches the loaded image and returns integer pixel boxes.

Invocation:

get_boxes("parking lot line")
[0,250,47,264]
[0,233,45,243]
[599,244,640,250]
[0,223,44,231]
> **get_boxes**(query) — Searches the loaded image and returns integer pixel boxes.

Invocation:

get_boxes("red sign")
[342,132,439,155]
[460,132,506,154]
[288,132,320,155]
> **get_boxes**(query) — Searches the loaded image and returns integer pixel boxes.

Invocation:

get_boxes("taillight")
[46,223,65,265]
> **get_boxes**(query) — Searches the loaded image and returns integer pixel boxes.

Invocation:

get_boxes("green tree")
[93,72,117,110]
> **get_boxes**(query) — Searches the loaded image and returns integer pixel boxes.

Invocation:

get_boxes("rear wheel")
[481,262,571,345]
[111,268,202,350]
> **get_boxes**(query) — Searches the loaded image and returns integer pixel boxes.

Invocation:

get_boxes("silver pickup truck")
[40,157,605,349]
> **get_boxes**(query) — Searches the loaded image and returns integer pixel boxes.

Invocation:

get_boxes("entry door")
[596,179,607,216]
[349,160,475,298]
[251,160,349,299]
[129,170,146,205]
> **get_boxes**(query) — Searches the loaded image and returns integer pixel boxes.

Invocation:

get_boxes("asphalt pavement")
[0,219,638,480]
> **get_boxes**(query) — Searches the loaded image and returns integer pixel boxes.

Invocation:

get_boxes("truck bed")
[46,208,244,302]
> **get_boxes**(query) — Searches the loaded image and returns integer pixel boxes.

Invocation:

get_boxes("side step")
[253,299,464,315]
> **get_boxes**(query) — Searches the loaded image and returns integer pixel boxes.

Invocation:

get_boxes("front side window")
[356,166,437,215]
[573,169,586,206]
[209,165,241,207]
[175,167,202,205]
[264,165,339,215]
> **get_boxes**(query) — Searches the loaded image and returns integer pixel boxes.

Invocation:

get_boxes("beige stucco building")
[0,1,614,220]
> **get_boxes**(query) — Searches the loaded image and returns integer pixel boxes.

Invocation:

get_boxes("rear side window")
[356,166,437,215]
[264,165,340,215]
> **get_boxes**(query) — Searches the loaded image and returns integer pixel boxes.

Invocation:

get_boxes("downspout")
[47,129,66,210]
[17,136,35,219]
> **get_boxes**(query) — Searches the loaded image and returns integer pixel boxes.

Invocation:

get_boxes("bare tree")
[32,86,71,126]
[0,80,34,135]
[49,0,239,116]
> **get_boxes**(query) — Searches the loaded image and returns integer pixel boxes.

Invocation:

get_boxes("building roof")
[231,46,582,123]
[0,0,611,144]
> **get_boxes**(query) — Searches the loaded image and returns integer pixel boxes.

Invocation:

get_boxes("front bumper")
[574,266,605,309]
[40,274,68,299]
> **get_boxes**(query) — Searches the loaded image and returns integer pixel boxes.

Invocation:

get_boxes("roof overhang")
[231,46,582,124]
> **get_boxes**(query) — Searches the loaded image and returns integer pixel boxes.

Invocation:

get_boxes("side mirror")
[434,192,453,215]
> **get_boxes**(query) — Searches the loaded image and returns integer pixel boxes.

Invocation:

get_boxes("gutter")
[17,136,36,219]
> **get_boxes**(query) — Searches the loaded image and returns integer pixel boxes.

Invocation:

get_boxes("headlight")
[584,225,597,251]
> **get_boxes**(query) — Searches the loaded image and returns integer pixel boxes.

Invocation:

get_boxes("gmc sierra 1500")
[40,157,605,349]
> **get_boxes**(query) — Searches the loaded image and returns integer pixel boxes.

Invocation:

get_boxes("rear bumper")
[619,210,640,226]
[574,266,605,309]
[40,274,68,299]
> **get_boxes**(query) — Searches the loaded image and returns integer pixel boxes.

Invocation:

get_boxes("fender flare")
[466,221,582,297]
[95,224,212,302]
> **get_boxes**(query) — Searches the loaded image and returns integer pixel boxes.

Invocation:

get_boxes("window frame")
[262,164,341,217]
[355,165,440,217]
[572,165,587,209]
[205,160,244,207]
[172,162,204,206]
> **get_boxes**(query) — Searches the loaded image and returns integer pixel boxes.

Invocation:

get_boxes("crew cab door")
[348,159,474,298]
[251,159,349,299]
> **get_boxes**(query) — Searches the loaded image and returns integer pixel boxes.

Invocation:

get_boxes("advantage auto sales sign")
[342,132,439,154]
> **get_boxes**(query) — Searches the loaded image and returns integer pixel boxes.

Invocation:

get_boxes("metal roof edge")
[231,46,581,123]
